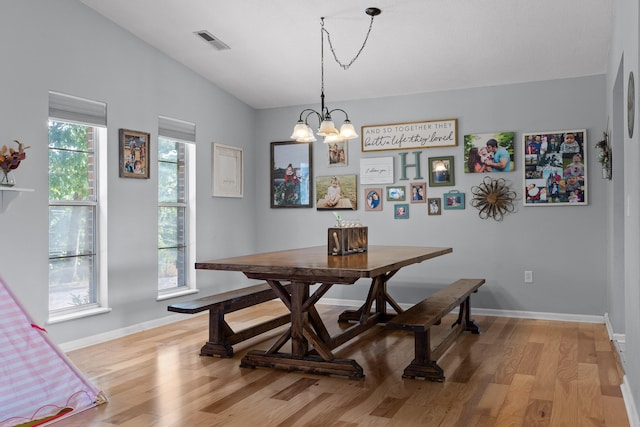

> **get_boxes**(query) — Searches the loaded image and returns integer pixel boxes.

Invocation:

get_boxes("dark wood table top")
[195,245,453,283]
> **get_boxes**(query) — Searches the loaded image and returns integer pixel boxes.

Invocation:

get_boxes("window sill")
[157,288,199,301]
[47,306,112,325]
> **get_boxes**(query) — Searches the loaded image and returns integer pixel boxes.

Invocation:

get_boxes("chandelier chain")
[321,15,376,71]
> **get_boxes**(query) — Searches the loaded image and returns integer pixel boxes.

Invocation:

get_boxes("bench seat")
[168,282,291,357]
[387,278,485,381]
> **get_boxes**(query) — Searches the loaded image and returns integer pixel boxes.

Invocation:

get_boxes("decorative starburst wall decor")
[470,176,517,221]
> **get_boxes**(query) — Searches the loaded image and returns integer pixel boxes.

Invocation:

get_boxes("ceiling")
[79,0,613,110]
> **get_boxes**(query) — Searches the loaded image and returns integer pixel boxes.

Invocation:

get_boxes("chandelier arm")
[298,108,322,122]
[321,13,376,70]
[327,108,350,121]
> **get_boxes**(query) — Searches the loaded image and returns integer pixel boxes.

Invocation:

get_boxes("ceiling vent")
[194,30,230,51]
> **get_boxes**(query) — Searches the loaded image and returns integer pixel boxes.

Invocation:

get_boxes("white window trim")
[157,140,197,299]
[48,126,109,323]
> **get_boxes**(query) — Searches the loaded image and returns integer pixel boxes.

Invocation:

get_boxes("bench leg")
[200,309,235,357]
[452,296,480,334]
[401,329,445,382]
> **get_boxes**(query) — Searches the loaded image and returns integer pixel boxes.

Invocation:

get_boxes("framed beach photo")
[270,141,312,208]
[316,174,357,210]
[386,185,406,201]
[464,132,515,173]
[522,129,587,206]
[364,188,383,211]
[119,128,150,179]
[428,156,455,187]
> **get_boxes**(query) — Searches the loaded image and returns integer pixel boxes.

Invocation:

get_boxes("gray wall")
[0,0,260,343]
[255,77,609,316]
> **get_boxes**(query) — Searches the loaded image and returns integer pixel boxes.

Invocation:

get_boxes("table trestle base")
[240,350,365,380]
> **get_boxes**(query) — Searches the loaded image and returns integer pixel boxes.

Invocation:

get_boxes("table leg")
[338,271,402,323]
[240,280,366,379]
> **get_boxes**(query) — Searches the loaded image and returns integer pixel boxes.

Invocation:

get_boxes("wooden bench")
[168,282,291,357]
[386,278,485,382]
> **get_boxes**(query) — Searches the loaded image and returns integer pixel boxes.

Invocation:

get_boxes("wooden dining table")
[195,245,452,379]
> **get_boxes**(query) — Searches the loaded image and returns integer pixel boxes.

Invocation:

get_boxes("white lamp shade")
[339,121,358,139]
[317,119,339,136]
[298,125,317,142]
[323,134,344,144]
[291,122,312,140]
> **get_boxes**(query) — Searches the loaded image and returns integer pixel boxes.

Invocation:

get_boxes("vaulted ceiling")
[79,0,613,109]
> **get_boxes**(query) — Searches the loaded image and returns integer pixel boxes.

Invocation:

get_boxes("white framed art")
[212,143,243,198]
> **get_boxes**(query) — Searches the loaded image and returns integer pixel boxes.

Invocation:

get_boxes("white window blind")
[158,116,196,143]
[48,91,107,127]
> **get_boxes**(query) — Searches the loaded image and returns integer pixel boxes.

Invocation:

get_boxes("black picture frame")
[270,141,313,208]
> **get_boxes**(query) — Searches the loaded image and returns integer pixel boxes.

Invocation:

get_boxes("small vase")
[0,170,16,187]
[602,167,611,180]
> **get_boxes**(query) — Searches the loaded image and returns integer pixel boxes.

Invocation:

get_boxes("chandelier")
[290,7,382,143]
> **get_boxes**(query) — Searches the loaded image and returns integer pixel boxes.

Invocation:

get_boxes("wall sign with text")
[361,119,457,152]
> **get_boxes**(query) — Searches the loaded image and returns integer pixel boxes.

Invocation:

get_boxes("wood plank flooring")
[59,301,629,426]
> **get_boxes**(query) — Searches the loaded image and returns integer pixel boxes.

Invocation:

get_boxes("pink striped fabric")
[0,276,106,426]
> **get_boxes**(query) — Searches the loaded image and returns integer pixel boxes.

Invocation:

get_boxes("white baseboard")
[59,311,206,352]
[621,376,640,427]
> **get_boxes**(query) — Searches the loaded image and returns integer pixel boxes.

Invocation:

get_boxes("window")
[157,116,196,296]
[48,92,108,320]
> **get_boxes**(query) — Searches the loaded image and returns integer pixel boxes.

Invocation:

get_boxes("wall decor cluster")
[464,132,515,173]
[522,129,587,206]
[119,128,150,179]
[270,141,312,208]
[212,143,243,198]
[361,119,457,152]
[471,176,517,221]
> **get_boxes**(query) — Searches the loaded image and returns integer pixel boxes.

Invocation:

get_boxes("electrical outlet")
[524,270,533,283]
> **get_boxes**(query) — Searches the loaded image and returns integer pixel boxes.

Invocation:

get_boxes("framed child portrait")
[119,128,150,179]
[270,141,313,208]
[443,190,465,210]
[522,129,587,206]
[316,174,357,210]
[428,156,455,187]
[394,203,409,219]
[364,188,382,211]
[428,197,441,215]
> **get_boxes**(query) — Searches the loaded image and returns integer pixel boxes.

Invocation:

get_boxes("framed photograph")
[359,157,394,184]
[328,140,348,166]
[316,174,357,210]
[270,141,312,208]
[119,129,150,179]
[394,203,409,219]
[364,188,383,211]
[212,143,243,198]
[428,156,455,187]
[464,132,515,173]
[522,129,587,206]
[361,119,457,152]
[443,190,465,210]
[428,198,441,215]
[410,182,426,203]
[386,185,406,201]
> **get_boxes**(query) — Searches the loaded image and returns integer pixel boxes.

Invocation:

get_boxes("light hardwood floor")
[61,301,629,426]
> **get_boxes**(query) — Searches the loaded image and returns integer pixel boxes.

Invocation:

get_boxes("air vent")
[195,30,230,51]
